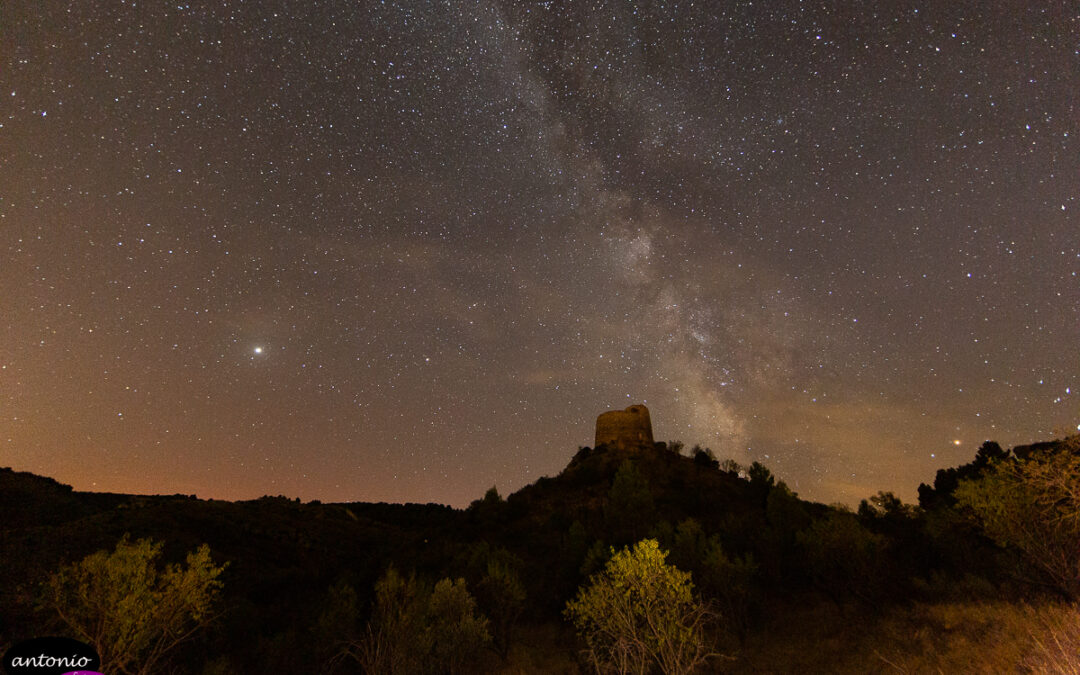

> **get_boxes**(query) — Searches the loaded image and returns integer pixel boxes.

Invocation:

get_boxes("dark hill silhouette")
[3,442,813,659]
[0,467,92,529]
[3,435,1077,672]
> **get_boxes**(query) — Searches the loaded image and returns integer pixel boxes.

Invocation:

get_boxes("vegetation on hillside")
[42,536,226,675]
[1,434,1078,672]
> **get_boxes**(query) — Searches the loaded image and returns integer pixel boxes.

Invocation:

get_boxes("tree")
[564,539,716,674]
[763,482,811,580]
[468,485,507,529]
[954,448,1080,597]
[42,535,226,675]
[480,485,501,503]
[691,446,719,470]
[698,539,757,638]
[857,491,912,520]
[765,482,811,537]
[427,578,491,674]
[668,519,708,572]
[658,519,758,638]
[797,510,885,602]
[475,554,526,660]
[316,580,362,672]
[747,462,775,500]
[351,567,428,674]
[349,567,490,674]
[919,440,1010,509]
[606,461,655,543]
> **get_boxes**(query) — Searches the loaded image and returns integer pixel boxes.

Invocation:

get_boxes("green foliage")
[316,580,361,672]
[919,440,1010,509]
[17,435,1080,671]
[352,566,428,674]
[428,578,492,674]
[654,518,759,637]
[467,485,508,529]
[581,539,612,578]
[350,567,490,675]
[476,554,526,660]
[564,539,716,674]
[42,535,226,675]
[468,481,501,507]
[669,519,708,570]
[452,542,527,660]
[765,482,811,536]
[797,511,885,602]
[954,448,1080,597]
[566,519,590,562]
[760,482,812,582]
[699,539,758,637]
[606,460,655,543]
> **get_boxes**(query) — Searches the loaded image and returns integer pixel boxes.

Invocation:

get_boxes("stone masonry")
[594,404,654,450]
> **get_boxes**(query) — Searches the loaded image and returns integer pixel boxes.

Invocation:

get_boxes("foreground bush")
[954,446,1080,597]
[565,538,716,674]
[345,567,490,675]
[42,535,226,675]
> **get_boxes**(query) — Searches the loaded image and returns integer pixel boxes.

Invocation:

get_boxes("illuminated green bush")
[565,538,715,674]
[43,536,225,675]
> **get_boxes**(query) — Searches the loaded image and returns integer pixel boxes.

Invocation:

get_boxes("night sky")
[3,2,1077,507]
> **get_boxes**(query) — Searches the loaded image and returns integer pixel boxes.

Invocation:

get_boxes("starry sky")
[3,1,1077,507]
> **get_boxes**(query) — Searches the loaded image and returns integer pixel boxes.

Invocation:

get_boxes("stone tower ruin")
[595,404,654,450]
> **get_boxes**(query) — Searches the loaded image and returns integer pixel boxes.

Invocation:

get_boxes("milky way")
[3,2,1077,506]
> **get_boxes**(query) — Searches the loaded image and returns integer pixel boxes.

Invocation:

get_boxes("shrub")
[954,448,1080,597]
[565,539,716,674]
[348,567,490,675]
[42,535,226,675]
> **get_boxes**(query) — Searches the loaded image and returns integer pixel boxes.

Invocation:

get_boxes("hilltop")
[3,435,1079,672]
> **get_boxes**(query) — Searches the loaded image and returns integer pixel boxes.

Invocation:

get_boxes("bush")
[797,511,885,602]
[565,539,716,674]
[348,567,490,675]
[42,535,226,675]
[954,447,1080,597]
[606,461,655,543]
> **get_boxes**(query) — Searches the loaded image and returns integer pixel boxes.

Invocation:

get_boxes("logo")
[2,637,101,675]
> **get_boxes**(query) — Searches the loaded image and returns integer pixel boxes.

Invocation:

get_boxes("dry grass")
[489,600,1079,673]
[1021,602,1080,674]
[729,598,1080,674]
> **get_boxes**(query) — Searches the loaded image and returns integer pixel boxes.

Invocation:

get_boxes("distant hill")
[4,435,1077,673]
[2,443,804,648]
[0,467,90,529]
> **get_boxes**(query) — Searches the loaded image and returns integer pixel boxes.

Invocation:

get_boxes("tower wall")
[595,404,654,450]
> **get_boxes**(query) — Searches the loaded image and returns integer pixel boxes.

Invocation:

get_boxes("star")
[3,2,1074,507]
